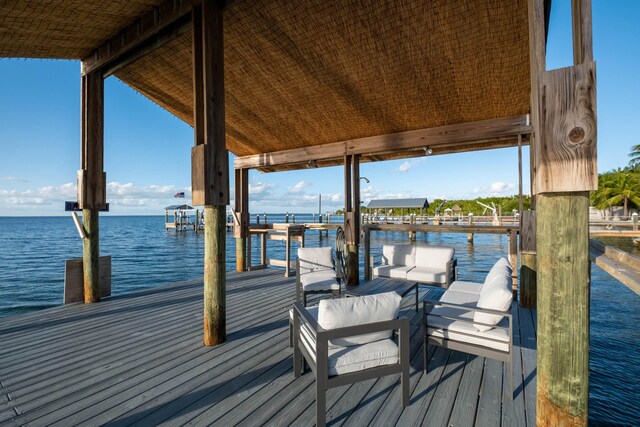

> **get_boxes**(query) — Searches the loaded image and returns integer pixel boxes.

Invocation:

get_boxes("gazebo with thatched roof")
[0,0,597,423]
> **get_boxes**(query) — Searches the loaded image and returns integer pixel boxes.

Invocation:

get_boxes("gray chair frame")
[295,256,343,307]
[423,299,513,392]
[292,302,410,427]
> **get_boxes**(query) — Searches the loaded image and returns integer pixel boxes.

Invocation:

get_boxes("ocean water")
[0,215,638,425]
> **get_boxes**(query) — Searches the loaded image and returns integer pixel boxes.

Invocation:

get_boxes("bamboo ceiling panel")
[1,0,531,161]
[116,0,530,158]
[0,0,162,58]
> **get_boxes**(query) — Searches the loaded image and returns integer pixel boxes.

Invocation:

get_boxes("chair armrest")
[423,299,512,318]
[446,258,458,284]
[293,302,323,336]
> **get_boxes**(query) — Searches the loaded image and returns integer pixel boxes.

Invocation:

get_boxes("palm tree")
[628,144,640,169]
[593,168,640,218]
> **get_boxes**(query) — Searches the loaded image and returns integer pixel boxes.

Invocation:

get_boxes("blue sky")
[0,0,638,216]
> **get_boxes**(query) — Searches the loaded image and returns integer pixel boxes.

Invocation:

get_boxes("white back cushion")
[317,292,402,347]
[474,272,512,331]
[483,258,512,286]
[381,244,416,267]
[414,245,455,269]
[298,247,333,271]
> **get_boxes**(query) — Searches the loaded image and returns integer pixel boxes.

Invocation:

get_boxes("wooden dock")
[0,269,537,426]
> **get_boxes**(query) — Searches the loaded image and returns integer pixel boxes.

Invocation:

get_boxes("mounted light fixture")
[360,176,370,184]
[424,146,433,156]
[306,160,318,168]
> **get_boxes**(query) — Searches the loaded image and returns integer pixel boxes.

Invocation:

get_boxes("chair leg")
[293,346,303,378]
[303,292,307,307]
[288,319,293,348]
[415,286,419,312]
[316,380,326,427]
[423,334,429,373]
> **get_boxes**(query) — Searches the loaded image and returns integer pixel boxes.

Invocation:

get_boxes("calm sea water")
[0,215,638,425]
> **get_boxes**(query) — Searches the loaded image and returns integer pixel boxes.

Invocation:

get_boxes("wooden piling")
[78,68,105,304]
[537,193,590,425]
[531,0,596,422]
[82,209,100,303]
[520,210,537,307]
[204,206,226,346]
[191,0,228,346]
[467,213,474,243]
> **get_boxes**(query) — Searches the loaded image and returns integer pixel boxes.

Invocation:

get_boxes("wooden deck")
[0,269,537,426]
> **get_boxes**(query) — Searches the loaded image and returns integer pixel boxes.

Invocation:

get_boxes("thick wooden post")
[520,210,537,308]
[234,168,249,272]
[363,226,371,280]
[78,68,105,304]
[344,155,360,285]
[532,0,596,424]
[537,194,590,425]
[508,230,518,299]
[192,1,228,346]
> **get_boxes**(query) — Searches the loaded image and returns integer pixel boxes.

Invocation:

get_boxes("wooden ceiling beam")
[235,115,531,171]
[81,0,199,76]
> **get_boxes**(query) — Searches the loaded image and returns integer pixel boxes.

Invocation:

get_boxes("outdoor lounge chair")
[423,258,514,391]
[296,247,342,306]
[292,292,410,427]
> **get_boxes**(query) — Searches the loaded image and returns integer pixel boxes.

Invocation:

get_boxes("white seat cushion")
[328,339,398,375]
[373,264,413,279]
[381,244,416,268]
[439,289,480,307]
[447,280,483,295]
[300,270,339,291]
[317,292,402,347]
[298,247,334,272]
[414,245,454,270]
[406,267,447,284]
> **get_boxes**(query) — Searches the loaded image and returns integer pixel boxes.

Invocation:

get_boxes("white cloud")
[249,181,276,196]
[490,182,514,193]
[470,182,516,197]
[398,161,411,172]
[0,181,193,214]
[1,176,27,182]
[288,180,311,193]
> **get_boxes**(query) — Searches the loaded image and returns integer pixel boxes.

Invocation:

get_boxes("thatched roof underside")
[1,0,531,167]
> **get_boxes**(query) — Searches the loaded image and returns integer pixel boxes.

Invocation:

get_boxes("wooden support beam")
[82,0,198,76]
[234,115,531,170]
[192,0,228,346]
[535,0,595,424]
[535,62,597,193]
[572,0,593,65]
[537,193,590,426]
[508,231,518,299]
[78,69,105,304]
[519,210,537,308]
[589,239,640,296]
[234,168,249,272]
[344,155,360,285]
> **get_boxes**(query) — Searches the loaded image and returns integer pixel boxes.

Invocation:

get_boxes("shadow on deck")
[0,269,536,426]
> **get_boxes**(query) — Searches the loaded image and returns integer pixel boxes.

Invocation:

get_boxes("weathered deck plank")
[0,269,536,426]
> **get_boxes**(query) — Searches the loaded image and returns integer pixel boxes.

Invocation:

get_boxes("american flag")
[174,192,185,198]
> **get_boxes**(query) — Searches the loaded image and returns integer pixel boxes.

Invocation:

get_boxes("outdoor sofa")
[371,244,457,288]
[423,257,514,389]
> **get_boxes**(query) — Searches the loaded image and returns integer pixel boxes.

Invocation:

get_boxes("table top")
[344,277,417,298]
